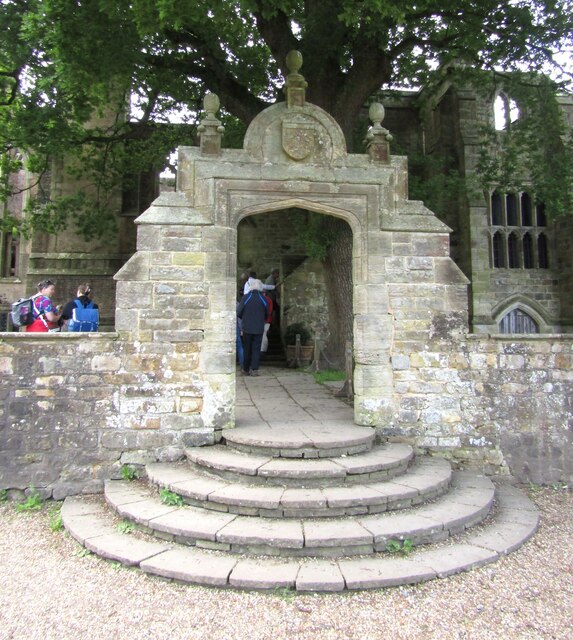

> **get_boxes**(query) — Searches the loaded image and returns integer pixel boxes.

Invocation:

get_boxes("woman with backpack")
[25,280,63,333]
[61,283,100,332]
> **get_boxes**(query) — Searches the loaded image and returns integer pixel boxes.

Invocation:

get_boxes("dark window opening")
[538,233,549,268]
[506,193,518,226]
[536,203,547,227]
[492,231,505,268]
[508,232,519,268]
[521,193,533,225]
[523,233,534,268]
[499,309,539,334]
[491,192,503,225]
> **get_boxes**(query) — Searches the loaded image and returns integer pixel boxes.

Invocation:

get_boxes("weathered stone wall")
[0,333,208,499]
[386,334,573,484]
[1,331,571,498]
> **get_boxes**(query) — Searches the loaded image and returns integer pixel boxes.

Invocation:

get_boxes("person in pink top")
[26,280,62,332]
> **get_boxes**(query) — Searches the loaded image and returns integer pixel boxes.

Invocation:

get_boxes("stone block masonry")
[0,333,210,500]
[1,330,571,499]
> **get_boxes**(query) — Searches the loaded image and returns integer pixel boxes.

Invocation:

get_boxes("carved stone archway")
[114,52,468,443]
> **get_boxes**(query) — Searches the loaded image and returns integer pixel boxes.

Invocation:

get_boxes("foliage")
[476,74,573,219]
[159,488,184,506]
[385,538,414,556]
[120,464,139,481]
[14,488,43,512]
[313,369,346,384]
[294,211,339,261]
[116,520,135,534]
[0,489,7,502]
[2,0,573,240]
[284,322,311,346]
[48,504,63,532]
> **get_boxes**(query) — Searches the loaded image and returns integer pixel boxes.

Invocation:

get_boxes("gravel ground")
[0,487,571,640]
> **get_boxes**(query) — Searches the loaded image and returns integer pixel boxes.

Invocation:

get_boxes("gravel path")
[0,487,571,640]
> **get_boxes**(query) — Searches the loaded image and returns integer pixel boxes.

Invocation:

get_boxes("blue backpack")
[68,299,99,332]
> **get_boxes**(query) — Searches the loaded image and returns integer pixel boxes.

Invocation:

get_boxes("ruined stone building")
[2,81,572,339]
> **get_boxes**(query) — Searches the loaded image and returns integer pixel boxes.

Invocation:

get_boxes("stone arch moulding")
[492,295,549,332]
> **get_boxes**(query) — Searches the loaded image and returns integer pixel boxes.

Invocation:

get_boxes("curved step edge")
[102,473,493,556]
[61,485,538,591]
[145,457,452,517]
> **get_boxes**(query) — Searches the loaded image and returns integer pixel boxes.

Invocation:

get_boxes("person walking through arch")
[236,279,268,376]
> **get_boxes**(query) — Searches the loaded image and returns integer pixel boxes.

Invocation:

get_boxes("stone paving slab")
[149,506,237,541]
[185,448,271,475]
[338,556,437,589]
[84,533,170,566]
[229,558,300,589]
[303,519,373,548]
[295,561,346,592]
[217,517,305,549]
[141,547,238,587]
[419,543,499,577]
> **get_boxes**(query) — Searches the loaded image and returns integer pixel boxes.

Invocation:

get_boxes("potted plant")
[284,322,314,367]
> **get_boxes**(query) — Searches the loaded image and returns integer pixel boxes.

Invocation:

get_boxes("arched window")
[494,94,520,130]
[488,191,550,270]
[492,231,505,268]
[499,309,539,334]
[491,192,503,225]
[523,232,534,268]
[508,232,519,268]
[538,233,549,268]
[506,193,518,226]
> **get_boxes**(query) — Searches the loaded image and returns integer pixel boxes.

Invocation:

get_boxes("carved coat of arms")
[282,121,316,160]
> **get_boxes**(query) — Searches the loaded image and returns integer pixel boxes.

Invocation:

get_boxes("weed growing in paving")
[116,520,135,534]
[0,489,7,502]
[48,504,63,532]
[385,538,414,556]
[120,465,139,481]
[159,489,184,506]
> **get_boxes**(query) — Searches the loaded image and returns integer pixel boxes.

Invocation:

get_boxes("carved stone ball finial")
[198,92,224,155]
[365,101,393,164]
[203,92,220,118]
[369,102,385,128]
[284,50,307,108]
[286,50,303,74]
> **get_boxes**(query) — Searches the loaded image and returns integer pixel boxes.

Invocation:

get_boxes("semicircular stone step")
[61,481,538,591]
[146,456,451,517]
[221,424,376,458]
[184,442,414,486]
[104,471,494,557]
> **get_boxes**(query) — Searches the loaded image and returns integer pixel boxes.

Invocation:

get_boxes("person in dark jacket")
[236,279,268,376]
[61,283,99,330]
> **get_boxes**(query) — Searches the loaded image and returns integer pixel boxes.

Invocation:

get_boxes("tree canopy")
[2,0,573,237]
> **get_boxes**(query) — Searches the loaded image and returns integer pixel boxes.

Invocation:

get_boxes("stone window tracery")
[488,190,549,269]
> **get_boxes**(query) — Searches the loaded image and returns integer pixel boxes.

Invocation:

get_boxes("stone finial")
[284,50,308,108]
[198,92,225,155]
[365,102,393,164]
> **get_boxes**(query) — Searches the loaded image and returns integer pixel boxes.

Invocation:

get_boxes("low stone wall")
[386,334,573,485]
[1,332,571,498]
[0,332,210,500]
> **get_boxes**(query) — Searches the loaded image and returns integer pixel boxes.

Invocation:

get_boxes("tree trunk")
[324,218,353,365]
